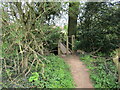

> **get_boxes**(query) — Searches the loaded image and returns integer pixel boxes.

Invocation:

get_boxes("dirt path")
[61,55,94,88]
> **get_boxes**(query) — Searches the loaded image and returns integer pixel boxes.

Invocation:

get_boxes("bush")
[44,26,62,53]
[76,29,120,55]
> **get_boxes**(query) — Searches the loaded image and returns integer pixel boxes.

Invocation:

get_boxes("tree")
[68,2,79,49]
[2,2,62,75]
[77,2,120,54]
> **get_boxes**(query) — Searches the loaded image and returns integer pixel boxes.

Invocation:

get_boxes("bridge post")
[113,48,120,82]
[118,48,120,82]
[58,39,61,55]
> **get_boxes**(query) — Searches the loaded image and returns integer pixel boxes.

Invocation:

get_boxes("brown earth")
[61,55,94,88]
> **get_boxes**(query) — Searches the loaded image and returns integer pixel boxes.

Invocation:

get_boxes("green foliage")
[27,55,75,88]
[37,55,75,88]
[74,40,81,51]
[80,54,120,88]
[28,72,40,86]
[77,2,120,54]
[44,55,75,88]
[2,55,75,88]
[1,2,63,88]
[29,72,39,82]
[44,26,62,52]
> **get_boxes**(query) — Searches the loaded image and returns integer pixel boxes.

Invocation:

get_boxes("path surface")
[61,55,94,88]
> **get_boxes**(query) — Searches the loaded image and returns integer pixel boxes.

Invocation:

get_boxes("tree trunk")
[68,2,79,49]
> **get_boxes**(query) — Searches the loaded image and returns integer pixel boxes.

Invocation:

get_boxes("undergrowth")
[80,54,120,88]
[2,55,75,88]
[43,55,75,88]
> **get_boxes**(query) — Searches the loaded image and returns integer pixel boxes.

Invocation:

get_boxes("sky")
[54,3,69,27]
[49,0,120,27]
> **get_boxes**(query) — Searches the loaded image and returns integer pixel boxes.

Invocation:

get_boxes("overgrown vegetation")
[80,54,120,88]
[1,2,71,88]
[2,55,75,88]
[1,1,120,88]
[75,2,120,87]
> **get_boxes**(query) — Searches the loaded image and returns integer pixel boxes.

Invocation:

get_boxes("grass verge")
[80,54,120,88]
